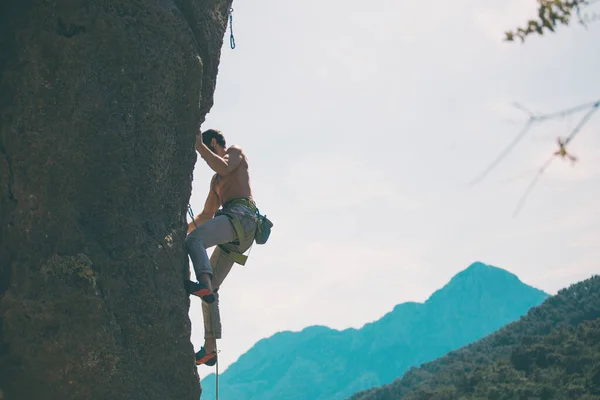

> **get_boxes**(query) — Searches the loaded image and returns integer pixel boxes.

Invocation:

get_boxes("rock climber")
[185,128,261,367]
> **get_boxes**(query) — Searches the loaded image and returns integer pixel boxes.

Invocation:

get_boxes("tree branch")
[469,99,599,186]
[470,99,600,216]
[505,0,600,43]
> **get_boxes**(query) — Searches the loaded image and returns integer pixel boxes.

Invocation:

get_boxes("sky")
[185,0,600,379]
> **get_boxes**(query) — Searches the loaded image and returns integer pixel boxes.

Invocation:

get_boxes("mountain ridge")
[200,262,549,400]
[348,274,600,400]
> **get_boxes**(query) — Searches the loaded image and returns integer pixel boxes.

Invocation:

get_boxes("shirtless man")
[185,128,260,367]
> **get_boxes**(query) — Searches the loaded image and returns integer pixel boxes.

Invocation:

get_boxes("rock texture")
[0,1,233,399]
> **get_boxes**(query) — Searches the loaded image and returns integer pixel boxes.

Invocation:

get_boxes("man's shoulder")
[227,145,246,160]
[227,144,244,153]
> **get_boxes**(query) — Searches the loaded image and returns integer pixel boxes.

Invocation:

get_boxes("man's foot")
[184,280,215,303]
[195,346,217,366]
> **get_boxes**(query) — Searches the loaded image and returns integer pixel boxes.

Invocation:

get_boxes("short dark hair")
[202,129,226,151]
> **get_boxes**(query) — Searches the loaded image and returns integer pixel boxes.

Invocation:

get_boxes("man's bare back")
[212,146,253,205]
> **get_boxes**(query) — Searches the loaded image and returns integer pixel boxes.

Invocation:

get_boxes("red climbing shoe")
[195,346,217,366]
[184,280,215,304]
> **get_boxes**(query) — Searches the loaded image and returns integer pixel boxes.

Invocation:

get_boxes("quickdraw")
[228,8,236,49]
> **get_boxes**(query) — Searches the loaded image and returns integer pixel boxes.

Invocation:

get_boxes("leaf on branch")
[504,0,591,42]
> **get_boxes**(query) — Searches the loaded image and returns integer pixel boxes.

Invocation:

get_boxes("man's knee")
[186,228,208,249]
[184,233,195,250]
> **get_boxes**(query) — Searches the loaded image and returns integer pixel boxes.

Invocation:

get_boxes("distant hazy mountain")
[349,274,600,400]
[200,262,549,400]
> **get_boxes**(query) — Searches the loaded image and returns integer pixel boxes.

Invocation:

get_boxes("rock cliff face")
[0,1,233,399]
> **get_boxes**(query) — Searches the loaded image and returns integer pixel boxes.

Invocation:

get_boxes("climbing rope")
[211,312,220,400]
[228,8,236,49]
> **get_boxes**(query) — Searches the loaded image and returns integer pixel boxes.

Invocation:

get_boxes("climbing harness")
[187,198,273,266]
[228,8,236,49]
[214,197,273,266]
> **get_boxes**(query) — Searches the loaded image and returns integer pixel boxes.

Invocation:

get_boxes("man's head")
[202,129,227,156]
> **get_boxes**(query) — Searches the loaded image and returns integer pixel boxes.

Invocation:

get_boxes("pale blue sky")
[187,0,600,378]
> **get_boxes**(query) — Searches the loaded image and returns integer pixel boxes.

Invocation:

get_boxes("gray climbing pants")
[185,204,257,339]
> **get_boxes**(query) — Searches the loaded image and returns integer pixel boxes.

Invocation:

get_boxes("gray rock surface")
[0,1,233,398]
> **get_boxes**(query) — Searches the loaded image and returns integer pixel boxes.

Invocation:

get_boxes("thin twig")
[564,100,600,144]
[510,100,600,216]
[470,99,600,186]
[469,120,534,186]
[496,166,542,184]
[512,155,555,218]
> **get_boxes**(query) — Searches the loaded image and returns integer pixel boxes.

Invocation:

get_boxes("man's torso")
[213,148,253,205]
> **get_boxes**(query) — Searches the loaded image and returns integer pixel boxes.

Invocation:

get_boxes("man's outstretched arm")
[188,178,221,234]
[196,136,243,176]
